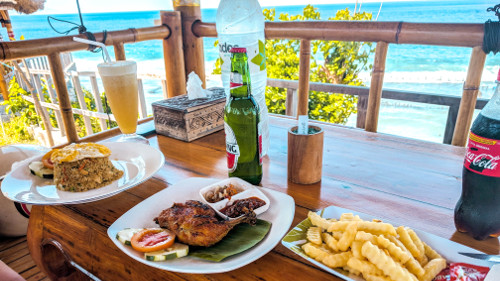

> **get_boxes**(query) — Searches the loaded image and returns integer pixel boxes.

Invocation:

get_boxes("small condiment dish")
[199,177,270,220]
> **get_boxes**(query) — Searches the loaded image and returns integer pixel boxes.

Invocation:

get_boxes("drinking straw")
[73,37,112,63]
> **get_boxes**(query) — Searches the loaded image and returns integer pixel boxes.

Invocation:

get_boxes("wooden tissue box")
[152,87,226,142]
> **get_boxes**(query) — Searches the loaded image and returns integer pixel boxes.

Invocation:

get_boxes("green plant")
[213,5,375,124]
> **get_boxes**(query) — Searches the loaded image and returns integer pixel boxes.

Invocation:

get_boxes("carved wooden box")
[152,87,226,142]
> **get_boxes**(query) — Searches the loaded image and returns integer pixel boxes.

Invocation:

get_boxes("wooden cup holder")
[287,125,324,184]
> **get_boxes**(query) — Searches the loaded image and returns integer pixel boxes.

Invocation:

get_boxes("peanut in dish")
[203,184,242,203]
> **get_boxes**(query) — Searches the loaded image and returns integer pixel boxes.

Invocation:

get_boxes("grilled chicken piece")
[154,200,256,247]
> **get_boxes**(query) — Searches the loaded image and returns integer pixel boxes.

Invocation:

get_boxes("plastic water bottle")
[216,0,270,156]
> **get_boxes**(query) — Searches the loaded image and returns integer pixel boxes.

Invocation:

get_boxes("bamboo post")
[365,41,388,132]
[161,11,187,97]
[297,39,311,117]
[173,0,206,88]
[0,66,9,100]
[0,10,12,100]
[47,52,78,143]
[113,42,126,61]
[451,46,487,146]
[12,61,54,146]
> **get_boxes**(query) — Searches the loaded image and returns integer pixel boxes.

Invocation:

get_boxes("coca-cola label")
[225,122,240,173]
[464,132,500,177]
[230,72,243,90]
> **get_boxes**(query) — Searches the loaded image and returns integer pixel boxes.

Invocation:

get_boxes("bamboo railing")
[192,20,486,146]
[0,6,488,147]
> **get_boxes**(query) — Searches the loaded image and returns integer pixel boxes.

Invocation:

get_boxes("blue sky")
[27,0,430,15]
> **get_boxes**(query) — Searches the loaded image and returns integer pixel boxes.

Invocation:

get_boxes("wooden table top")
[26,116,500,280]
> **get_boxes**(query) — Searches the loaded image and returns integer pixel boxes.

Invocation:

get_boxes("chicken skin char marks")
[154,200,257,247]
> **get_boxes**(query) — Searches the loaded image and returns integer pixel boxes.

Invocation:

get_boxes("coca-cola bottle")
[454,69,500,240]
[224,47,263,185]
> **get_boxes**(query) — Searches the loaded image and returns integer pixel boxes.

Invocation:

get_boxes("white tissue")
[187,71,210,100]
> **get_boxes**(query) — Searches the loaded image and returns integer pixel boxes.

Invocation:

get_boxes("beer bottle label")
[230,72,243,90]
[224,121,240,173]
[464,132,500,177]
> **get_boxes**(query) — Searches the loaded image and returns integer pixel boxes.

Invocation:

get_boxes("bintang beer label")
[464,132,500,177]
[224,47,263,185]
[225,122,240,172]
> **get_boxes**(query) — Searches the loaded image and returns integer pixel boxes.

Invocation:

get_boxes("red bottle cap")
[497,68,500,82]
[229,47,247,53]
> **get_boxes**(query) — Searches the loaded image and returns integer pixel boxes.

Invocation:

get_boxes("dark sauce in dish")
[219,197,266,218]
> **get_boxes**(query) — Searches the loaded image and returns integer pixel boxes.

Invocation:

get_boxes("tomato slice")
[130,228,175,252]
[41,150,55,169]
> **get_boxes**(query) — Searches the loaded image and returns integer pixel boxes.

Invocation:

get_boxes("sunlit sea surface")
[7,0,499,143]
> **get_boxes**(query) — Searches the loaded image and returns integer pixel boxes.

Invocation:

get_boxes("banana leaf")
[189,219,272,262]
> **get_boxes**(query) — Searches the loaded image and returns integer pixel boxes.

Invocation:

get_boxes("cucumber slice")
[144,243,189,261]
[116,228,142,246]
[29,161,54,179]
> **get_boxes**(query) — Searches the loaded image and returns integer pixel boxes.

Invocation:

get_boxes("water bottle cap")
[497,68,500,82]
[230,47,247,53]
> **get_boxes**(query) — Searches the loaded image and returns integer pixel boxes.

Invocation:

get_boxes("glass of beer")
[97,60,148,144]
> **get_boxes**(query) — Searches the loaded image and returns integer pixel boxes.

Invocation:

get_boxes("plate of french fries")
[281,206,494,281]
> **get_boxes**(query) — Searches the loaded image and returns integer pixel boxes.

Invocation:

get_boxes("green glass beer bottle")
[224,47,263,185]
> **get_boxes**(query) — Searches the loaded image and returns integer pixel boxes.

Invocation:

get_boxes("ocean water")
[5,0,500,143]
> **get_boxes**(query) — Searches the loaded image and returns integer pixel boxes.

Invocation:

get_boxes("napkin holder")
[152,87,226,142]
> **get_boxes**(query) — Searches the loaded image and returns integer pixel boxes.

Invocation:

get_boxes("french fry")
[396,226,423,260]
[323,251,352,268]
[355,231,377,243]
[376,235,411,264]
[405,257,426,278]
[302,242,331,261]
[421,258,447,281]
[307,226,323,245]
[361,241,418,281]
[322,232,339,252]
[308,211,333,230]
[350,241,364,259]
[300,213,445,281]
[327,221,352,232]
[358,221,397,236]
[338,221,358,251]
[347,257,384,277]
[340,213,362,221]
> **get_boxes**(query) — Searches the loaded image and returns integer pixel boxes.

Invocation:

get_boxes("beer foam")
[97,61,137,76]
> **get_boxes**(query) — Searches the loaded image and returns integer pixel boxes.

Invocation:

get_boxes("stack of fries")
[302,212,447,281]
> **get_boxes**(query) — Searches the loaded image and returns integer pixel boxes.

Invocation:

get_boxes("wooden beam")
[365,41,388,133]
[297,39,311,117]
[47,52,79,143]
[161,11,187,98]
[452,46,486,146]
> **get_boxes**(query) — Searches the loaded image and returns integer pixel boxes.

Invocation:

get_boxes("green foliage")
[1,76,117,145]
[213,5,375,124]
[3,76,41,126]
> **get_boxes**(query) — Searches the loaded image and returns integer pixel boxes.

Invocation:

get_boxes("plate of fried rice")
[0,142,164,205]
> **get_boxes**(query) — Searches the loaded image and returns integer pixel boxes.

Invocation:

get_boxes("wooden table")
[26,116,500,280]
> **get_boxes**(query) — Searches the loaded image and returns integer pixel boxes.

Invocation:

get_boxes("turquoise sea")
[5,0,500,143]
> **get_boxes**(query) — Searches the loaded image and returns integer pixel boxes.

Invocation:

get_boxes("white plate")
[281,205,495,281]
[107,177,295,274]
[1,142,164,205]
